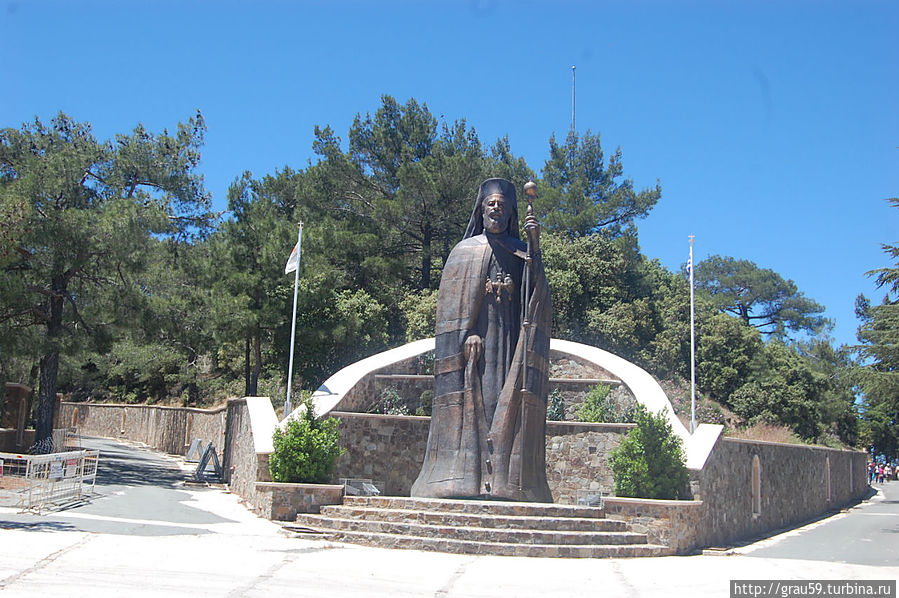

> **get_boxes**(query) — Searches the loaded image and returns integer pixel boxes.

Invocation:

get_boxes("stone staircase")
[285,495,668,558]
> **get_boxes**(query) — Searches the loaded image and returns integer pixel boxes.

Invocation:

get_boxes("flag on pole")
[284,222,303,418]
[285,242,300,274]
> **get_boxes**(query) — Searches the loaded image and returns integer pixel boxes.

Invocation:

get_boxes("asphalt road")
[742,477,899,566]
[1,436,232,536]
[0,437,896,598]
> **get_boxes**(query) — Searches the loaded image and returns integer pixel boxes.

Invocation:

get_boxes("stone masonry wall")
[545,421,632,504]
[59,402,226,456]
[332,412,430,496]
[222,400,343,519]
[222,399,278,504]
[694,437,868,548]
[65,397,869,553]
[252,482,344,520]
[332,412,632,501]
[603,497,704,554]
[221,398,257,499]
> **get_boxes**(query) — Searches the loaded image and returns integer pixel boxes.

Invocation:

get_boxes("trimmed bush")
[608,405,688,499]
[269,397,345,484]
[369,386,410,415]
[416,389,434,416]
[575,384,635,423]
[546,388,566,421]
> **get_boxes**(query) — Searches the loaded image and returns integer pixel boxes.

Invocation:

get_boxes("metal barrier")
[0,448,99,512]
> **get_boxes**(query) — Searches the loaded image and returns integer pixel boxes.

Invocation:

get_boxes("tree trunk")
[738,303,751,327]
[249,328,262,396]
[421,222,432,290]
[244,336,252,396]
[34,277,65,453]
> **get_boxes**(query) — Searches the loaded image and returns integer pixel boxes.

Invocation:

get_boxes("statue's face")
[482,193,509,234]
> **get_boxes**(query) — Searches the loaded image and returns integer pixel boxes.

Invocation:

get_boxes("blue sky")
[2,0,896,349]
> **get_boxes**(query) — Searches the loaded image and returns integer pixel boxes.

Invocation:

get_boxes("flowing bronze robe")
[411,231,552,502]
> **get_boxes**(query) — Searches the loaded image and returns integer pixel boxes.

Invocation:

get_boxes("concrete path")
[0,438,896,597]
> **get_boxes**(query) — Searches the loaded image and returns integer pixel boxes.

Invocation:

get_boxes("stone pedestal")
[3,383,32,448]
[54,393,63,429]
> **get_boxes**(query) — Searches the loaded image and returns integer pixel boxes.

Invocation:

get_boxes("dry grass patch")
[727,422,803,444]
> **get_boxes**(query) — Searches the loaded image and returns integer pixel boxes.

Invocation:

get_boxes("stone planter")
[251,482,344,521]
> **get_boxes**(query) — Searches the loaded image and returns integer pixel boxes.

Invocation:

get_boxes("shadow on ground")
[82,439,190,489]
[0,520,79,532]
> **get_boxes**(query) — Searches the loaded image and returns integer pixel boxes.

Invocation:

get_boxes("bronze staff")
[520,180,538,490]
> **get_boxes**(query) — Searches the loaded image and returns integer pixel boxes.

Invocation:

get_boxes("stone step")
[373,374,621,387]
[548,377,622,387]
[295,514,647,546]
[285,528,667,558]
[317,505,628,532]
[342,495,607,519]
[288,495,667,558]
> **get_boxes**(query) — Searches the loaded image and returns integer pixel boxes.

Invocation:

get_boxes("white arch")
[286,337,721,469]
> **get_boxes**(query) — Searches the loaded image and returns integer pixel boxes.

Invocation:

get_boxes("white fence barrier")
[0,448,99,512]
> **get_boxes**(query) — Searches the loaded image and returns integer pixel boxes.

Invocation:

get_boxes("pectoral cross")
[485,272,514,303]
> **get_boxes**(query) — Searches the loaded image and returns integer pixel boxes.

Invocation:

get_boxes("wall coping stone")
[719,435,866,454]
[255,482,345,492]
[330,411,637,433]
[546,420,634,433]
[61,401,227,415]
[331,411,428,422]
[604,497,703,508]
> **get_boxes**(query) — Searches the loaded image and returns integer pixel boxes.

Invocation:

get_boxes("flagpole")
[689,234,696,434]
[285,222,303,418]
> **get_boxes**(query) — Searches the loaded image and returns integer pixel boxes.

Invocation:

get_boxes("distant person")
[885,464,893,482]
[869,461,876,484]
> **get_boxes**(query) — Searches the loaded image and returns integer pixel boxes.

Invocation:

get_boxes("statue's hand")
[524,213,540,252]
[464,334,483,362]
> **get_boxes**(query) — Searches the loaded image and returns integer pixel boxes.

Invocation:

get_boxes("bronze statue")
[411,178,552,502]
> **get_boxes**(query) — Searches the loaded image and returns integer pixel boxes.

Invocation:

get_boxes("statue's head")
[463,178,519,239]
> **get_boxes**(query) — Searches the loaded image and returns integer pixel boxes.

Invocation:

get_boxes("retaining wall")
[330,412,633,503]
[221,398,261,500]
[603,497,704,554]
[694,436,868,548]
[332,412,430,497]
[59,402,226,456]
[64,398,869,553]
[252,482,344,520]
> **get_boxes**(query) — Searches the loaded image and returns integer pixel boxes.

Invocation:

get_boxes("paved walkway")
[0,438,896,597]
[741,478,899,566]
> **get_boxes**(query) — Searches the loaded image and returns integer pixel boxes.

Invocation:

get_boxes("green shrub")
[413,352,435,375]
[576,384,637,423]
[369,386,411,415]
[576,384,612,422]
[608,405,689,499]
[269,397,345,484]
[415,389,434,416]
[546,388,566,421]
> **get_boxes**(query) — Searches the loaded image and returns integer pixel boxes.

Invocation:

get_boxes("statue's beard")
[483,215,506,234]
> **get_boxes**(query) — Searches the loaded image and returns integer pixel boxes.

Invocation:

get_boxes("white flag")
[285,224,304,274]
[285,242,300,274]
